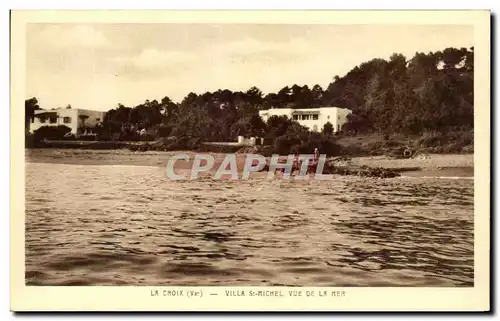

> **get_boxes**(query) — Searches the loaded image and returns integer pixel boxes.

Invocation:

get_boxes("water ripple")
[25,163,473,286]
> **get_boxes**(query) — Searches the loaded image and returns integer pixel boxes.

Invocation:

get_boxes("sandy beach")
[347,154,474,177]
[348,154,474,169]
[25,148,474,178]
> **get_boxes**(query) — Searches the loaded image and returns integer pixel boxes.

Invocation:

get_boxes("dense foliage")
[336,48,474,135]
[25,47,474,154]
[32,125,72,141]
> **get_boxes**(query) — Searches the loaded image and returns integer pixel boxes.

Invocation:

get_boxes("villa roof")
[291,109,320,113]
[33,111,58,117]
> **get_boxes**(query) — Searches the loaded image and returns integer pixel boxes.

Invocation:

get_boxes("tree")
[161,96,178,118]
[342,113,370,135]
[311,84,323,107]
[322,122,334,136]
[231,114,267,138]
[78,115,89,131]
[245,86,264,105]
[363,73,389,133]
[25,97,40,131]
[275,86,292,108]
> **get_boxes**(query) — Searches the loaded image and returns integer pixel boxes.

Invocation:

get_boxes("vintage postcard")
[11,10,490,311]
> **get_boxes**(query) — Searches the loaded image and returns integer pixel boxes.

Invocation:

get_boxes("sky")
[26,24,473,111]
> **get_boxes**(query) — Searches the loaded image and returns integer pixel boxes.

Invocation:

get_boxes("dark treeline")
[333,47,474,135]
[26,46,474,155]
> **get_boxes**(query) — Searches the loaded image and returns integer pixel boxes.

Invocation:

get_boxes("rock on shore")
[324,164,400,178]
[258,159,401,178]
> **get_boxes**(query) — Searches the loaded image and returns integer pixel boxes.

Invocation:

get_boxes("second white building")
[258,106,352,133]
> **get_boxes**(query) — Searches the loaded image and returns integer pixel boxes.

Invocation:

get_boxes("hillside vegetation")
[26,46,474,156]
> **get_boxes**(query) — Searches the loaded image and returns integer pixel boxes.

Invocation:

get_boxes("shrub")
[273,135,301,155]
[128,144,139,151]
[461,145,474,153]
[383,139,402,148]
[139,134,155,141]
[417,131,443,147]
[322,122,334,136]
[269,131,343,157]
[415,130,473,153]
[157,125,173,138]
[78,135,97,141]
[33,125,72,141]
[25,133,35,148]
[118,132,141,141]
[339,144,365,157]
[452,130,473,147]
[163,135,201,151]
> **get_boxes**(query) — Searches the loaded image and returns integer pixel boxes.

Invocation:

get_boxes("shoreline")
[345,154,474,178]
[25,148,474,178]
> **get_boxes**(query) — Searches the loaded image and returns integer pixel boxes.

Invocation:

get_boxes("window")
[293,115,299,120]
[63,117,72,124]
[327,115,330,120]
[301,115,310,120]
[312,114,319,120]
[49,117,57,124]
[39,117,46,123]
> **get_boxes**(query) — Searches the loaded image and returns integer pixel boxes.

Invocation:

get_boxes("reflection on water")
[25,163,473,286]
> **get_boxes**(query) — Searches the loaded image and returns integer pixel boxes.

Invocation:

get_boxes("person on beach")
[292,153,301,175]
[309,148,320,174]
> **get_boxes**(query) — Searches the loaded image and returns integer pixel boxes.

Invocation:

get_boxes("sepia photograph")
[10,9,490,311]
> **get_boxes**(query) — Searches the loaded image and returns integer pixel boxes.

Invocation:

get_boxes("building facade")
[258,106,352,133]
[30,108,106,136]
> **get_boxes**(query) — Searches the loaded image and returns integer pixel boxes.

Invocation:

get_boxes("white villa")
[30,108,106,136]
[258,106,352,133]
